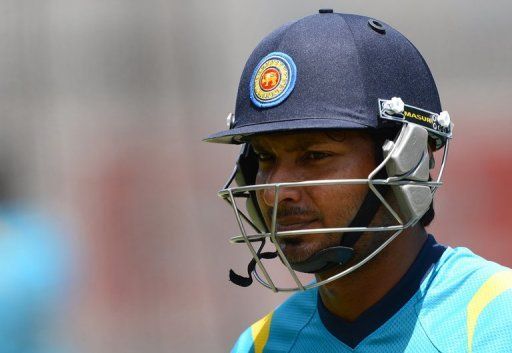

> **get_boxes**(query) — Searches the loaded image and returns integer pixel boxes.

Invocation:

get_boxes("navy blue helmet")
[205,10,453,292]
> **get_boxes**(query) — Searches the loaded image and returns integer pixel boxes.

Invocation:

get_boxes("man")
[205,10,512,353]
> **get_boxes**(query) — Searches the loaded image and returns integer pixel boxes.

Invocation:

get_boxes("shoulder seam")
[414,310,443,352]
[286,306,318,353]
[414,293,443,353]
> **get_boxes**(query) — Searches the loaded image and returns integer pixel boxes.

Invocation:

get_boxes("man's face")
[251,131,377,265]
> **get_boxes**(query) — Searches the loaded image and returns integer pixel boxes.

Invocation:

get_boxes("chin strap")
[289,246,354,274]
[229,238,277,287]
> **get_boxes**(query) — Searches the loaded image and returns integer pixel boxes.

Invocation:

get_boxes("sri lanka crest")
[250,52,297,108]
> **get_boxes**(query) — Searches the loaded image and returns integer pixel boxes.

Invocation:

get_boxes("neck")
[316,225,428,322]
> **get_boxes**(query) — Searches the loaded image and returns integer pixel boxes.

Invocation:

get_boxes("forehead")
[249,130,370,150]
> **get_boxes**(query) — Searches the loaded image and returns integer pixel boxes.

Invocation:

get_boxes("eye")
[304,151,331,160]
[255,152,274,162]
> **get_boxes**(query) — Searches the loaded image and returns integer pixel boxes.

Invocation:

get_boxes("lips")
[275,218,319,232]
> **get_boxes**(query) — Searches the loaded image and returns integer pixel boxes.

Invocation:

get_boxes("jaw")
[277,231,342,264]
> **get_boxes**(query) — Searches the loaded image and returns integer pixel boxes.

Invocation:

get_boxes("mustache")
[266,206,319,220]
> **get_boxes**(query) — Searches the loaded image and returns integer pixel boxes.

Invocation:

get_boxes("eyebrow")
[251,132,346,152]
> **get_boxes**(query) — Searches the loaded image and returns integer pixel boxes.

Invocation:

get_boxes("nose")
[259,164,302,207]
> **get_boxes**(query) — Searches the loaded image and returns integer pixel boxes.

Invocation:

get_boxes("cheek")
[254,172,268,212]
[312,153,375,224]
[255,169,265,184]
[255,190,265,210]
[330,153,375,180]
[309,183,369,226]
[254,189,273,225]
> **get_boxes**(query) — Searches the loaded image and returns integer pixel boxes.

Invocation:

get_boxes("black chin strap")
[229,238,277,287]
[340,186,384,248]
[289,246,354,274]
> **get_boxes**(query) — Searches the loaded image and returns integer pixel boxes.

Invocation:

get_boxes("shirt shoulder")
[231,288,318,353]
[417,246,512,353]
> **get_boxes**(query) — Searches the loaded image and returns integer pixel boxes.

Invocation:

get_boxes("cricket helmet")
[205,10,453,292]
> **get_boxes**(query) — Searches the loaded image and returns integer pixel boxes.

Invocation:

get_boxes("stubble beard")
[278,231,342,264]
[274,199,358,265]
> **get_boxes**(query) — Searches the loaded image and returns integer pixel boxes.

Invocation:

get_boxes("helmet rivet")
[383,97,405,114]
[368,19,386,34]
[438,111,451,127]
[226,113,235,129]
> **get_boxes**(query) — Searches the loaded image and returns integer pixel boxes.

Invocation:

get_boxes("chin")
[279,235,337,264]
[280,240,314,263]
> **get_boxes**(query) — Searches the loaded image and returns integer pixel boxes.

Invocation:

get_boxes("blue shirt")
[232,235,512,352]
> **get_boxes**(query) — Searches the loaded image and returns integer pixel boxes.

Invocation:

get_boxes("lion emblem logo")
[251,52,296,108]
[260,68,280,91]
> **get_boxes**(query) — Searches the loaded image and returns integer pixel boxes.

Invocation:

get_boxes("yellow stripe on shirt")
[251,312,273,353]
[467,271,512,353]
